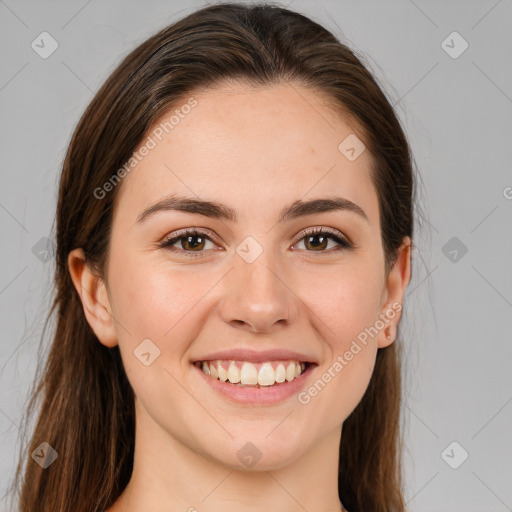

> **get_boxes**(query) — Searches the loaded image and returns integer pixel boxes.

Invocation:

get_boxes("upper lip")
[193,348,318,364]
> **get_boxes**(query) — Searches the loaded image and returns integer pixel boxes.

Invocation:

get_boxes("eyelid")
[293,225,352,247]
[160,227,221,246]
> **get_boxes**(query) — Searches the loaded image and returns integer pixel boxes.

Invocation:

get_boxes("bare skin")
[69,81,411,512]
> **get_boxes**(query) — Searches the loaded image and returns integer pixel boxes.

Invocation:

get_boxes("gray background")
[1,1,511,511]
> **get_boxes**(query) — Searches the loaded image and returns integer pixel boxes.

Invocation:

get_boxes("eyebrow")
[135,194,369,224]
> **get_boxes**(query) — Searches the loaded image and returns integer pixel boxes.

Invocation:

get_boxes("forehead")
[113,81,380,230]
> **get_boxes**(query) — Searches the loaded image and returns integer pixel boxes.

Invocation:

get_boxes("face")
[71,81,410,471]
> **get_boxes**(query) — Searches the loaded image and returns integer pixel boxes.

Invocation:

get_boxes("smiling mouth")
[194,359,314,387]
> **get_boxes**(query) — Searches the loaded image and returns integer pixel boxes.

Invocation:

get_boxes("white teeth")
[285,362,296,382]
[275,363,286,383]
[200,359,307,386]
[227,361,241,383]
[258,362,275,386]
[241,362,258,385]
[217,363,228,382]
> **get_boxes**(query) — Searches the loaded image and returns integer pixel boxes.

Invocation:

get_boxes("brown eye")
[160,229,216,257]
[294,227,352,253]
[177,234,207,251]
[304,233,330,251]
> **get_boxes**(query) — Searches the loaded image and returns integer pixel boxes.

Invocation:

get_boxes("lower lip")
[193,362,317,405]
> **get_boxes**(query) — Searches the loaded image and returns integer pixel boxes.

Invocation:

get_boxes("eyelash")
[159,227,353,258]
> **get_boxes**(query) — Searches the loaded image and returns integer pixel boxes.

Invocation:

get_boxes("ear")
[67,248,118,348]
[377,236,412,348]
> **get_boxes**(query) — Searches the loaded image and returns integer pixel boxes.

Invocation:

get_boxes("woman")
[12,2,416,511]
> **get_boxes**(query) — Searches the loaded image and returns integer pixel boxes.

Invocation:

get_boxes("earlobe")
[67,248,118,348]
[377,236,412,348]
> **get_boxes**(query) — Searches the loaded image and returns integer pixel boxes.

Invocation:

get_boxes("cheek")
[297,262,382,416]
[304,260,384,350]
[108,258,215,352]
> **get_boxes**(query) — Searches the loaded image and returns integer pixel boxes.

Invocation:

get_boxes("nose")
[219,246,296,333]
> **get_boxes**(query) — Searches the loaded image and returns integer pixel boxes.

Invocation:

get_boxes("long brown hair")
[11,3,416,511]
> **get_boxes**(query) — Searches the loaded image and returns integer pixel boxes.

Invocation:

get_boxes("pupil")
[308,235,326,250]
[185,235,203,250]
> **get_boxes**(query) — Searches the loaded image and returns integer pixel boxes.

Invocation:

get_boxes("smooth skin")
[69,81,411,512]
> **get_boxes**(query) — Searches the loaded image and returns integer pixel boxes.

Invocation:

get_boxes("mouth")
[193,359,316,388]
